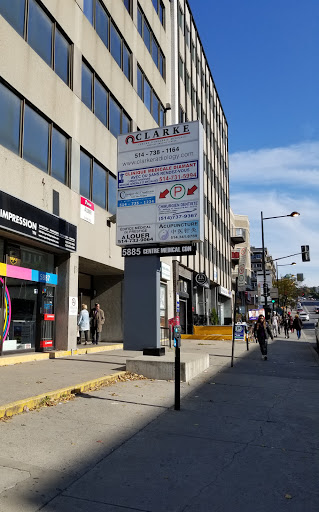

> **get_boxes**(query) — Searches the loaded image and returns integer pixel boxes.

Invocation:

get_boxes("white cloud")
[229,143,319,286]
[230,141,319,188]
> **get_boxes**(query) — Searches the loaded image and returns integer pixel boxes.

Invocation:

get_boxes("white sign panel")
[69,296,78,316]
[80,197,95,225]
[117,122,203,246]
[238,247,247,291]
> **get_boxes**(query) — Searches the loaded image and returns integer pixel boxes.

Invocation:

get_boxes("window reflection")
[28,0,52,67]
[0,82,21,155]
[82,62,93,110]
[108,174,117,215]
[123,44,131,81]
[51,128,67,184]
[83,0,93,24]
[23,105,49,173]
[144,79,151,113]
[80,150,91,199]
[110,23,122,68]
[55,29,70,85]
[93,161,106,209]
[109,97,121,138]
[96,0,109,47]
[94,78,107,126]
[0,0,25,36]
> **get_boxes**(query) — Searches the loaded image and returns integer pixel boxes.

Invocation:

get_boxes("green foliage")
[210,308,219,325]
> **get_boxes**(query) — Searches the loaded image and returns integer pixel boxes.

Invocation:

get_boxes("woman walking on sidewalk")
[293,314,303,340]
[254,314,274,360]
[283,315,290,338]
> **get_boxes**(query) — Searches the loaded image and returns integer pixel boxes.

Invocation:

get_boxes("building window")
[80,149,115,212]
[0,81,70,184]
[179,56,184,81]
[137,4,165,78]
[123,0,132,17]
[81,61,131,137]
[178,5,184,33]
[185,25,190,48]
[23,105,49,173]
[83,0,132,82]
[0,82,21,155]
[152,0,165,27]
[0,0,72,87]
[137,66,165,125]
[93,161,106,209]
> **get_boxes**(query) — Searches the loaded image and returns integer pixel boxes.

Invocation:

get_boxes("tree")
[277,274,298,306]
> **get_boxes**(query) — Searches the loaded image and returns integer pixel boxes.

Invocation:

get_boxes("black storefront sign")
[121,244,197,257]
[0,190,77,252]
[195,272,209,288]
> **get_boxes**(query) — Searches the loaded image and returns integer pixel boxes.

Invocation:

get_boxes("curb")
[0,371,127,419]
[0,343,123,366]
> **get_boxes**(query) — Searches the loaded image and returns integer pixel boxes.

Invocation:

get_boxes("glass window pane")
[137,67,143,99]
[51,127,67,184]
[55,29,70,85]
[159,3,164,25]
[152,93,159,123]
[96,0,109,47]
[144,79,151,112]
[23,105,49,172]
[109,97,121,138]
[0,82,21,154]
[122,112,130,134]
[82,62,93,110]
[152,39,158,67]
[93,161,106,209]
[108,174,117,215]
[137,8,142,36]
[143,21,150,52]
[160,105,164,127]
[152,0,158,11]
[94,78,107,126]
[80,150,91,199]
[0,0,25,36]
[83,0,93,24]
[28,0,52,66]
[110,23,121,68]
[124,0,130,13]
[159,52,164,77]
[123,44,131,81]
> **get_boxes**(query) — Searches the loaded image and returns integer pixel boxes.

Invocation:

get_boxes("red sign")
[40,340,53,348]
[168,316,180,327]
[44,314,55,321]
[232,251,240,259]
[80,197,94,210]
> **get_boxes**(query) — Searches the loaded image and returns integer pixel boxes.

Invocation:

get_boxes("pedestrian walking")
[90,303,105,345]
[254,314,274,360]
[271,313,278,337]
[293,314,303,340]
[283,315,290,338]
[288,313,294,333]
[78,304,90,344]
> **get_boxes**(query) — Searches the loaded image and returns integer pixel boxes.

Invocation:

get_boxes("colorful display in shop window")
[0,277,11,342]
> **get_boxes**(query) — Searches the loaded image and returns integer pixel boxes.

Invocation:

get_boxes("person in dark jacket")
[254,314,274,360]
[282,315,290,338]
[293,314,303,339]
[90,303,105,345]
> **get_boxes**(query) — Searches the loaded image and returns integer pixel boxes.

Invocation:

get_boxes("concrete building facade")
[0,0,230,354]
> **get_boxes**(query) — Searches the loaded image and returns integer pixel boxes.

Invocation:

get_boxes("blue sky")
[188,0,319,285]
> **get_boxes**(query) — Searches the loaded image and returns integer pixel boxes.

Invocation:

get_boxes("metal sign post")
[174,325,182,410]
[231,277,238,368]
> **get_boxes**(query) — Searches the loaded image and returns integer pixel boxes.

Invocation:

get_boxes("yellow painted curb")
[50,343,123,358]
[182,335,232,340]
[0,353,50,367]
[0,371,126,419]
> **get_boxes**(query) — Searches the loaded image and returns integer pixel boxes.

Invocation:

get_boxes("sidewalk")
[0,334,318,511]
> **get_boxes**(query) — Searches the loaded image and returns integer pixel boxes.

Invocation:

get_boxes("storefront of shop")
[0,191,77,354]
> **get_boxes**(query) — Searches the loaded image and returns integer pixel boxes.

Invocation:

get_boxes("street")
[0,334,318,511]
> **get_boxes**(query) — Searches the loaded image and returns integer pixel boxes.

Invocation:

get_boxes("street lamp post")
[261,211,299,319]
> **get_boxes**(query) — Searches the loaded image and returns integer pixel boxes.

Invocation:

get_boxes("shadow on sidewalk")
[18,337,319,511]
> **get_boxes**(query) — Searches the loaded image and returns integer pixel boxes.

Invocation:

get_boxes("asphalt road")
[299,300,319,341]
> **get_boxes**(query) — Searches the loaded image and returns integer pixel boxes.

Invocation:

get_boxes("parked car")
[315,320,319,349]
[299,312,309,321]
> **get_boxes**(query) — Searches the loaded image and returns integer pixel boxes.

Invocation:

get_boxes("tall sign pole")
[261,212,268,319]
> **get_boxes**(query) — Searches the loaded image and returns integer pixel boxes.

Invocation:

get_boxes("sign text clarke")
[116,121,204,247]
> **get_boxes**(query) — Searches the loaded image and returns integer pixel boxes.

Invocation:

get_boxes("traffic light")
[301,245,310,262]
[271,299,275,303]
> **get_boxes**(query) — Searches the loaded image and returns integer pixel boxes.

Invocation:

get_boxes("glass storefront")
[0,237,56,353]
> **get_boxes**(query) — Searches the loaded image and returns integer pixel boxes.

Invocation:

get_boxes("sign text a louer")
[116,121,204,246]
